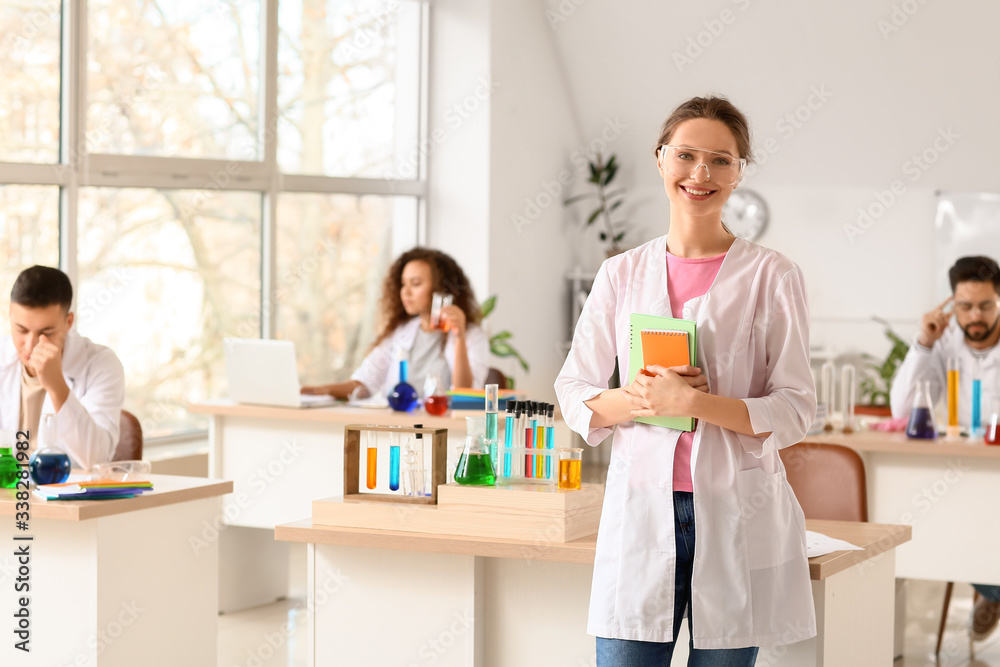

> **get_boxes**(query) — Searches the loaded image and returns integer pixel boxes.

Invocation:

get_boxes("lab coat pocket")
[737,468,803,570]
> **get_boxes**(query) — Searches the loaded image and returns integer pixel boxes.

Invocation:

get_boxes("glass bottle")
[388,355,418,413]
[454,416,496,486]
[905,381,937,440]
[422,372,449,416]
[0,431,20,489]
[29,414,72,485]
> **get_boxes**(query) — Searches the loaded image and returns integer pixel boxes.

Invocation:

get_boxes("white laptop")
[223,338,336,409]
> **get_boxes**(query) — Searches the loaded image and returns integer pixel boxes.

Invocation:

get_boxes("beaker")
[558,448,583,490]
[454,416,495,486]
[986,398,1000,445]
[29,414,71,485]
[431,293,454,331]
[905,381,937,440]
[946,357,960,438]
[0,431,19,489]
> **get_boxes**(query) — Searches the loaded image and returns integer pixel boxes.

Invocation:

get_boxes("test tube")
[971,359,983,438]
[515,401,525,478]
[545,404,555,481]
[503,402,514,478]
[535,403,546,479]
[524,402,535,479]
[365,430,377,490]
[389,431,401,491]
[485,384,499,469]
[840,364,856,434]
[947,357,960,438]
[820,360,836,432]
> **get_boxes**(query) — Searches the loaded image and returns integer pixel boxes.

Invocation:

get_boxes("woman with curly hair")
[302,247,489,399]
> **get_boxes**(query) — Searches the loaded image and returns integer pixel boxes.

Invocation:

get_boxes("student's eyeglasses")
[953,299,1000,315]
[658,145,747,186]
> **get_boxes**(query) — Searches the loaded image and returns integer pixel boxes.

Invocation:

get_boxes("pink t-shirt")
[666,250,726,492]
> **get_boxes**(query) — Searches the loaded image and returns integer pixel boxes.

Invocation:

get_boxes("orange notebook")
[639,330,690,376]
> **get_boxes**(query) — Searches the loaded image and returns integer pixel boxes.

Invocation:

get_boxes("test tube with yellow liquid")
[366,430,378,490]
[558,448,582,490]
[947,357,961,439]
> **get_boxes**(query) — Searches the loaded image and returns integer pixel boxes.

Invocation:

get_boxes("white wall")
[430,0,994,398]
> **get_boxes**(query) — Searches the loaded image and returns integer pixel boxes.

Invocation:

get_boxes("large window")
[0,1,427,439]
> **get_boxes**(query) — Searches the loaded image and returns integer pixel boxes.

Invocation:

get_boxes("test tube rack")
[343,424,448,505]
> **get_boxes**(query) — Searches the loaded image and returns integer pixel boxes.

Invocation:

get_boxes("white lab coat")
[890,323,1000,429]
[351,317,490,396]
[0,330,125,470]
[555,236,817,649]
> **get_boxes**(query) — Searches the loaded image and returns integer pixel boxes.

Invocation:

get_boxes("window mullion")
[261,0,279,340]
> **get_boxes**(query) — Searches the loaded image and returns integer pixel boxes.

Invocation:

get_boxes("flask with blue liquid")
[388,354,419,413]
[905,381,937,440]
[29,414,72,485]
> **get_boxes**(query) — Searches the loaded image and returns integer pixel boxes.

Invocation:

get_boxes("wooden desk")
[804,431,1000,584]
[277,516,910,667]
[0,474,232,667]
[188,400,572,611]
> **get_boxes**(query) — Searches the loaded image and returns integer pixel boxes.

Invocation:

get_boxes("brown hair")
[372,247,482,348]
[653,96,754,163]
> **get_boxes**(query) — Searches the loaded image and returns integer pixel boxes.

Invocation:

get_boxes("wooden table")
[188,400,571,611]
[0,474,232,666]
[277,516,909,667]
[804,431,1000,584]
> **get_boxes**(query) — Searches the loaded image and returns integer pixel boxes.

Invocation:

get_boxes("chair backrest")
[114,410,144,462]
[485,367,509,390]
[779,442,868,522]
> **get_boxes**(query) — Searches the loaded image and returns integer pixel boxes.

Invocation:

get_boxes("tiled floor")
[218,579,1000,666]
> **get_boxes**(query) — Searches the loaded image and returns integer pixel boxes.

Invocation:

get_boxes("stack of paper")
[447,388,521,410]
[34,479,154,501]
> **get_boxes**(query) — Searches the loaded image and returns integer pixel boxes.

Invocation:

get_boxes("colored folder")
[628,313,698,431]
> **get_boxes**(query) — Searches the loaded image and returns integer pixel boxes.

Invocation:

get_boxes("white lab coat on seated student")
[0,330,124,471]
[555,236,817,649]
[889,323,1000,429]
[351,317,490,396]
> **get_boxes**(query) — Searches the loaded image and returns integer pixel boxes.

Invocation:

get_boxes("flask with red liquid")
[422,373,449,416]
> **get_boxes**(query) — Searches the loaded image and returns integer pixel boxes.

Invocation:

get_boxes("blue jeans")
[974,584,1000,603]
[596,492,758,667]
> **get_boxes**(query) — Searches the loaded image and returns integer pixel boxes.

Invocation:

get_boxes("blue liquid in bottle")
[971,379,982,436]
[389,445,400,491]
[29,452,71,485]
[503,414,514,478]
[388,360,419,412]
[906,407,937,439]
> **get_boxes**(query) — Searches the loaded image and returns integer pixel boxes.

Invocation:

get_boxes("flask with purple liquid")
[905,381,937,440]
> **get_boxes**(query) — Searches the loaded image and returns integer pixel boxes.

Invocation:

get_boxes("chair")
[778,442,868,522]
[485,367,509,390]
[114,409,143,461]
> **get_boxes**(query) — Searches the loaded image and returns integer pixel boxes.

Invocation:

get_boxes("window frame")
[0,0,430,440]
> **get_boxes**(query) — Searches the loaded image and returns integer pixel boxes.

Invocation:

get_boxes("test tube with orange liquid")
[366,431,378,490]
[947,357,960,439]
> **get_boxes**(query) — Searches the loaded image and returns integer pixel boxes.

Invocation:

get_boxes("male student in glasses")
[0,266,125,471]
[890,255,1000,642]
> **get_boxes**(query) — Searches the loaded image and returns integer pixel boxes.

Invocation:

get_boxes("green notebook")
[628,312,698,431]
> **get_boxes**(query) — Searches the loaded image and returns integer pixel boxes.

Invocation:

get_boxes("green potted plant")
[564,153,628,257]
[481,295,528,388]
[858,317,909,416]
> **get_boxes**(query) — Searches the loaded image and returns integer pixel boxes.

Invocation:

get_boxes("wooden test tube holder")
[343,424,448,505]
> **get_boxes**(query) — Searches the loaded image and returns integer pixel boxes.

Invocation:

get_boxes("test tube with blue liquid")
[389,430,401,491]
[485,384,499,470]
[534,402,546,479]
[971,359,982,437]
[545,404,555,480]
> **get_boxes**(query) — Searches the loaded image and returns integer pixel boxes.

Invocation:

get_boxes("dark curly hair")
[372,247,482,349]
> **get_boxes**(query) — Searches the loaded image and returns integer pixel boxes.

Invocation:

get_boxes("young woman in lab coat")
[302,247,490,399]
[555,97,817,665]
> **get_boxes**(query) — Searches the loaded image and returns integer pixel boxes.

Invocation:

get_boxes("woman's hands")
[439,304,467,338]
[623,365,708,418]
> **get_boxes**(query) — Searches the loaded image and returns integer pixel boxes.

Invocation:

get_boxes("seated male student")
[0,266,125,471]
[890,255,1000,641]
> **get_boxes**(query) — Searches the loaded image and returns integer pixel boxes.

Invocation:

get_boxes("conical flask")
[905,381,937,440]
[29,414,72,485]
[388,355,419,413]
[454,417,496,485]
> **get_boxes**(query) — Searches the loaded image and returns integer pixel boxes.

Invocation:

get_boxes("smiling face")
[657,117,741,219]
[953,280,1000,344]
[400,260,434,317]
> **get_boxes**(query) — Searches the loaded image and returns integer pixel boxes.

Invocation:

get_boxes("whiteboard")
[934,191,1000,301]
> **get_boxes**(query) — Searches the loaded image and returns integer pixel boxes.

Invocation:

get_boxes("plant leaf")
[603,162,618,186]
[613,232,625,242]
[599,232,607,241]
[586,208,604,226]
[588,161,599,182]
[491,330,512,341]
[563,193,596,205]
[610,200,623,211]
[480,295,496,318]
